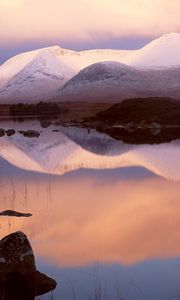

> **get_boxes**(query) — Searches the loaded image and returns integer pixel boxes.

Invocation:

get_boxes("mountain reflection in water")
[0,120,180,299]
[0,120,180,179]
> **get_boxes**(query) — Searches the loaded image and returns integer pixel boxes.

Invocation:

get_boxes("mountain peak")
[161,32,180,39]
[39,45,63,53]
[150,32,180,48]
[147,32,180,47]
[124,32,180,68]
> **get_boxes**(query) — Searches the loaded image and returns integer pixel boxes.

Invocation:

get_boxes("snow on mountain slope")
[0,46,132,103]
[0,49,79,103]
[79,49,133,68]
[0,121,180,180]
[81,32,180,69]
[0,46,81,102]
[124,33,180,68]
[0,48,41,89]
[58,61,180,102]
[0,46,81,87]
[1,32,180,103]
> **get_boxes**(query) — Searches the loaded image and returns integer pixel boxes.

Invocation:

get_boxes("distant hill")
[57,62,180,102]
[95,97,180,125]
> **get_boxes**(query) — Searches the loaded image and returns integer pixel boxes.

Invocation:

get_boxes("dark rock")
[0,231,57,300]
[22,130,40,138]
[34,271,57,296]
[0,271,36,300]
[5,129,15,136]
[0,231,35,272]
[82,97,180,144]
[18,130,24,134]
[95,97,180,125]
[0,210,32,217]
[40,120,52,128]
[0,129,5,137]
[0,270,57,300]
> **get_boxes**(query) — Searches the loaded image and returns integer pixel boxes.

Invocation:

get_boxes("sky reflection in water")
[0,122,180,299]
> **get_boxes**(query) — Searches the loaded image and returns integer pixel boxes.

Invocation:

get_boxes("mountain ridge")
[57,61,180,102]
[1,32,180,103]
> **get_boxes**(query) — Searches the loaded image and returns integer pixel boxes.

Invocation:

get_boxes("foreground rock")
[0,231,57,300]
[0,210,32,217]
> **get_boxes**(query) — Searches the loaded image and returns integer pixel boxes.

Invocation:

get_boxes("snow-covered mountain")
[0,46,131,103]
[1,32,180,103]
[58,61,180,102]
[124,33,180,68]
[0,121,180,180]
[0,46,79,102]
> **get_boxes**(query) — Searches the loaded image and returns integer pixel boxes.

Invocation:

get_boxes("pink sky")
[0,0,180,63]
[0,0,180,45]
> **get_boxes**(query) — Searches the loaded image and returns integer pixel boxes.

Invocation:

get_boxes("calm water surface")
[0,119,180,300]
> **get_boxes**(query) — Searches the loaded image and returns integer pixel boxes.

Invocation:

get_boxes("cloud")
[0,0,180,45]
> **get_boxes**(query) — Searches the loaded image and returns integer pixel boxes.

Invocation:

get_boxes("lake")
[0,118,180,300]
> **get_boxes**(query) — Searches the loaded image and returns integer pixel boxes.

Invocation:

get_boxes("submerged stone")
[5,129,15,136]
[0,210,32,217]
[22,130,40,138]
[0,129,5,137]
